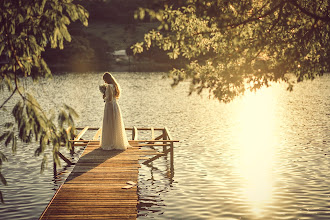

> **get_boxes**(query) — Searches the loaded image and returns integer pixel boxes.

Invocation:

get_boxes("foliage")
[0,0,88,203]
[42,22,113,72]
[133,0,330,102]
[80,0,163,23]
[46,34,95,64]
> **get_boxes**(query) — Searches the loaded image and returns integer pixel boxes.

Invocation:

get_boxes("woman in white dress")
[101,72,130,150]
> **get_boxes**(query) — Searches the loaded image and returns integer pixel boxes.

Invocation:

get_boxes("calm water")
[0,72,329,219]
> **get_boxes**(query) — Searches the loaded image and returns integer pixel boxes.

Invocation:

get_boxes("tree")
[133,0,330,102]
[0,0,88,202]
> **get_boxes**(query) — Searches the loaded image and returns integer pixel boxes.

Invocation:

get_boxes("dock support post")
[53,161,57,177]
[163,128,168,152]
[170,142,174,175]
[132,126,138,140]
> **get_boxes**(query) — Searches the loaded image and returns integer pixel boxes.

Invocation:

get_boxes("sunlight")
[235,87,278,217]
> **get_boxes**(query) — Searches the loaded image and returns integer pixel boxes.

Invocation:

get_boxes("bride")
[100,72,130,150]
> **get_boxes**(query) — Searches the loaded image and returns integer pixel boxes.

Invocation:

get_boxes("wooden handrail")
[58,126,177,175]
[57,152,72,165]
[130,140,179,143]
[142,148,172,165]
[164,126,173,140]
[127,127,165,131]
[76,127,165,131]
[69,140,99,142]
[134,143,170,147]
[74,126,89,141]
[93,128,102,140]
[75,127,98,130]
[69,139,179,143]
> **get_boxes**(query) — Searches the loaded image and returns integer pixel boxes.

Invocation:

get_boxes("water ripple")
[0,72,329,219]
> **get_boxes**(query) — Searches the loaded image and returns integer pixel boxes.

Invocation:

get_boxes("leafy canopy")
[0,0,88,203]
[133,0,330,102]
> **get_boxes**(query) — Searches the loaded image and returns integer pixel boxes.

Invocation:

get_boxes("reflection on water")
[138,155,175,218]
[0,72,329,219]
[135,74,330,220]
[235,88,278,217]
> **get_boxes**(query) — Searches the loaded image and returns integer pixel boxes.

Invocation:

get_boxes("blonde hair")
[103,72,121,98]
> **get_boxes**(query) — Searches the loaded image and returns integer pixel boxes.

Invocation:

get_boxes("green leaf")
[63,104,79,118]
[155,13,163,21]
[12,136,17,154]
[4,132,13,147]
[139,8,145,20]
[40,155,47,173]
[58,110,68,128]
[17,13,24,23]
[131,43,144,54]
[0,43,5,55]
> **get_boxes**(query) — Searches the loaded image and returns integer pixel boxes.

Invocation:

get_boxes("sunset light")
[235,87,278,217]
[1,0,329,219]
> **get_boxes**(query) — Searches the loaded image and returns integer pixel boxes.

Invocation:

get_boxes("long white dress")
[101,84,130,150]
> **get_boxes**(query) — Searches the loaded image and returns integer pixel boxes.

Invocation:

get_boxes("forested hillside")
[44,0,171,72]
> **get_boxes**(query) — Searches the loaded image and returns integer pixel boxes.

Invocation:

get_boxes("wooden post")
[53,161,57,177]
[170,142,174,176]
[132,126,138,140]
[57,152,73,165]
[151,127,155,140]
[93,128,102,140]
[71,126,89,155]
[132,127,134,140]
[162,128,168,152]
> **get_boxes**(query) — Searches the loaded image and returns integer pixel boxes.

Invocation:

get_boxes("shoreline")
[48,61,174,73]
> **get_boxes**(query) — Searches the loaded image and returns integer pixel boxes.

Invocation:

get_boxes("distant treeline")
[43,0,186,72]
[43,26,110,72]
[80,0,163,23]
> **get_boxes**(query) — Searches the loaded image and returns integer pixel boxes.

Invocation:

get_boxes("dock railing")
[55,126,178,174]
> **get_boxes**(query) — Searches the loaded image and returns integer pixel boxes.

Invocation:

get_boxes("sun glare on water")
[234,86,279,217]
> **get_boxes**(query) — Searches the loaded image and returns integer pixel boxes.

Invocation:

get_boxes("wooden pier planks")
[40,141,154,220]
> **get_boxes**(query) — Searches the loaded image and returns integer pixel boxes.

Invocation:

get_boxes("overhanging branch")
[0,87,17,109]
[289,0,330,23]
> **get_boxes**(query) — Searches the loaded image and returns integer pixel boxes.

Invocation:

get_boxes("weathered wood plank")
[134,143,170,147]
[50,200,138,205]
[72,163,141,167]
[164,126,173,140]
[43,207,137,215]
[92,128,102,140]
[57,152,72,165]
[41,214,137,220]
[74,126,89,141]
[129,139,179,143]
[76,127,164,130]
[39,140,151,220]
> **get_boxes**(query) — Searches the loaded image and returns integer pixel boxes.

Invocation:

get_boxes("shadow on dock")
[65,145,124,182]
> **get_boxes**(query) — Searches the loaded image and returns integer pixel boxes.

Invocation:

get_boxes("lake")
[0,72,329,219]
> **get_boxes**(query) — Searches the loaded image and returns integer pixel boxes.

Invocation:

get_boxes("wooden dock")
[39,127,177,220]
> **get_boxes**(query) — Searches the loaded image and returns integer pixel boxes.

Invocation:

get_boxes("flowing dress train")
[101,84,129,150]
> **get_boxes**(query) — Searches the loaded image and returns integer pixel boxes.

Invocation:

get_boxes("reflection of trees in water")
[52,146,86,191]
[137,152,175,217]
